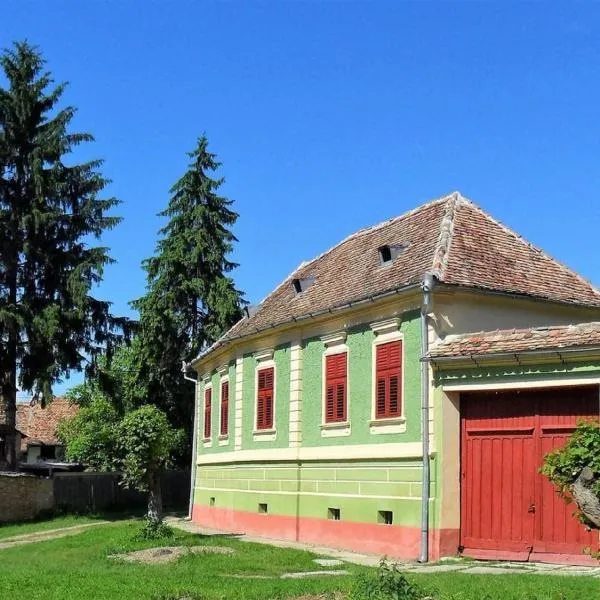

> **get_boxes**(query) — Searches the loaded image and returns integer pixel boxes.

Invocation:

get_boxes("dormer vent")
[292,276,315,294]
[378,243,408,265]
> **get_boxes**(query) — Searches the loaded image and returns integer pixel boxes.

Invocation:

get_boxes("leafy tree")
[119,405,183,526]
[0,42,129,468]
[59,401,182,527]
[131,136,244,444]
[57,397,120,471]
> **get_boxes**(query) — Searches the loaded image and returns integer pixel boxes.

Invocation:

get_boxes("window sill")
[320,421,351,437]
[201,438,213,448]
[218,434,229,446]
[369,417,406,435]
[252,428,277,442]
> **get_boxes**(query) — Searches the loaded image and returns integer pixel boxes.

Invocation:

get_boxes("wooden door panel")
[461,387,600,558]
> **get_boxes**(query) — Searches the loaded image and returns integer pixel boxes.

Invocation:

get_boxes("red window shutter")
[375,341,402,418]
[256,367,274,430]
[325,353,347,423]
[204,388,212,438]
[220,381,229,436]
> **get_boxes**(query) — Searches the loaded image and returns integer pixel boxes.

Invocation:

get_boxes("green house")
[187,192,600,563]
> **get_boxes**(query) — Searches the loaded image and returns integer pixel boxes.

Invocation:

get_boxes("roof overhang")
[189,283,424,371]
[426,345,600,369]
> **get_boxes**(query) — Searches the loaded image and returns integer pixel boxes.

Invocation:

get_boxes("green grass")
[0,518,597,599]
[0,514,102,540]
[410,571,600,600]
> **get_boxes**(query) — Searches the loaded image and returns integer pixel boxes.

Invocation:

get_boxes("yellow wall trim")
[197,441,433,465]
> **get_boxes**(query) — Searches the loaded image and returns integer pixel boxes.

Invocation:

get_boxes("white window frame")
[253,349,277,442]
[218,364,230,446]
[370,319,406,435]
[320,331,351,437]
[202,377,213,448]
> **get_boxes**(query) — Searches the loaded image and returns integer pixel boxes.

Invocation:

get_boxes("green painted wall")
[241,344,291,450]
[194,460,430,527]
[302,311,422,447]
[196,362,236,454]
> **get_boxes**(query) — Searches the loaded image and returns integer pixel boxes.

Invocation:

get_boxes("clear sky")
[4,2,600,393]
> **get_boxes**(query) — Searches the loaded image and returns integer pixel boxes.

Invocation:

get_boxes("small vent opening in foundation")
[328,507,341,521]
[378,510,393,525]
[258,503,268,514]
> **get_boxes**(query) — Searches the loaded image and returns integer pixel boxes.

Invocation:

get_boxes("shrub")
[541,420,600,527]
[351,559,425,600]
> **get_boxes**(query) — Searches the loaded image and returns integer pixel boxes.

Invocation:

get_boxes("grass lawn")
[0,518,597,600]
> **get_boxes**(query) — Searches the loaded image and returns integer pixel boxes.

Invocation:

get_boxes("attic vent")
[292,276,315,294]
[378,244,408,265]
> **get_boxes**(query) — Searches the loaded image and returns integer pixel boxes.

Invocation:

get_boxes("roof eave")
[426,345,600,367]
[188,282,423,370]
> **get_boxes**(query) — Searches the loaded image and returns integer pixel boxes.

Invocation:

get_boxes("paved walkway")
[168,518,600,577]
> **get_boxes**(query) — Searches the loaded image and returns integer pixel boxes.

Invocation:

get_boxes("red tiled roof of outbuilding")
[427,322,600,359]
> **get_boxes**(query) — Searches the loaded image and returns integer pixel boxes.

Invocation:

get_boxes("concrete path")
[0,521,110,550]
[167,518,600,577]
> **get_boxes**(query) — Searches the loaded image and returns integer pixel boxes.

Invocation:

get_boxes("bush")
[136,518,175,541]
[541,420,600,527]
[352,559,425,600]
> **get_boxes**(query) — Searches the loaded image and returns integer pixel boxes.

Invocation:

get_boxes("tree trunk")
[0,334,18,471]
[571,466,600,529]
[147,471,163,525]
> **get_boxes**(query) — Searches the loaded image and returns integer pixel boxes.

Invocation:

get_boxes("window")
[378,244,408,265]
[256,367,274,430]
[220,380,229,436]
[292,276,315,294]
[203,388,212,439]
[325,352,347,423]
[375,341,402,418]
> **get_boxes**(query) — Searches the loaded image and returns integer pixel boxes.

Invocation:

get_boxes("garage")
[460,386,600,561]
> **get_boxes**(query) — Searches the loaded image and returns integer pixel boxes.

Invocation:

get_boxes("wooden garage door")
[461,387,599,559]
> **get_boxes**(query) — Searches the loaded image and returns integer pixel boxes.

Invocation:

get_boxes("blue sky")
[4,2,600,392]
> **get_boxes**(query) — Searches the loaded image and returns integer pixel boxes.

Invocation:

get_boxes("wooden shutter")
[325,353,347,423]
[256,367,274,430]
[220,380,229,436]
[375,341,402,418]
[203,388,212,439]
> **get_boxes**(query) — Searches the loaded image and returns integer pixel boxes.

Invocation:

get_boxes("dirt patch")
[111,545,234,564]
[0,522,109,551]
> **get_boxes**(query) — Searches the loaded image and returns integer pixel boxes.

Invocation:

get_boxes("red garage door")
[461,387,599,561]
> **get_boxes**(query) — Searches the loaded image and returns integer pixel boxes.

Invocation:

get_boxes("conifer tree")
[0,42,129,469]
[132,136,243,440]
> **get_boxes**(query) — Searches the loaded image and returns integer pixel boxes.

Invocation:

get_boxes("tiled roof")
[16,397,79,451]
[427,322,600,359]
[204,192,600,357]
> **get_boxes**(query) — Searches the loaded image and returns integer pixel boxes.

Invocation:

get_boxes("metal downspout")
[182,362,198,520]
[419,272,435,563]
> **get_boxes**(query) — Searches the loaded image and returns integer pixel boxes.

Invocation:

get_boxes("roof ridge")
[464,201,600,298]
[430,191,465,279]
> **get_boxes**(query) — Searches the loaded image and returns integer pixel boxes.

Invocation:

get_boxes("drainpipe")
[182,362,198,520]
[419,272,436,563]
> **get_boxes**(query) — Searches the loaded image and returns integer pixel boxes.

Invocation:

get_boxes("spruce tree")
[132,136,243,441]
[0,42,129,469]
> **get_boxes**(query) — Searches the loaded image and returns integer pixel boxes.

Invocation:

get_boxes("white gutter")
[182,362,198,520]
